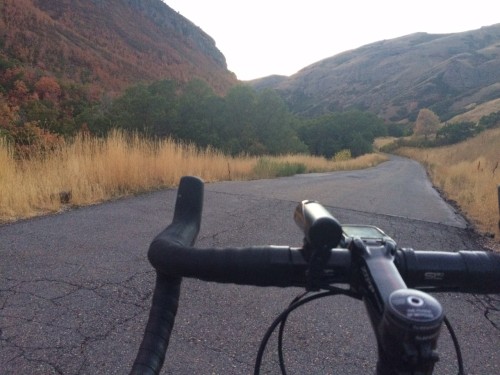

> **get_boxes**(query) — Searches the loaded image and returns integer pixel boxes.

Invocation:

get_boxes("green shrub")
[436,121,476,145]
[253,157,307,178]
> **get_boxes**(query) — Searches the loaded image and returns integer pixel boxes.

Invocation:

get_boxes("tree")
[478,111,500,130]
[176,79,219,146]
[0,93,18,130]
[220,85,258,154]
[413,108,440,139]
[108,81,179,136]
[34,76,61,101]
[21,99,63,133]
[436,121,476,144]
[253,89,306,155]
[299,111,386,158]
[9,80,29,106]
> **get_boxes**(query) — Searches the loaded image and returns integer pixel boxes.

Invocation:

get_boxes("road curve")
[0,155,498,374]
[206,155,467,228]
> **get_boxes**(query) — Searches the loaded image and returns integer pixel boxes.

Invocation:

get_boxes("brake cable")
[443,315,465,375]
[254,287,358,375]
[255,289,465,375]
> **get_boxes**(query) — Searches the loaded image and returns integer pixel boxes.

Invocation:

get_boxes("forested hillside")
[0,0,235,92]
[0,0,238,155]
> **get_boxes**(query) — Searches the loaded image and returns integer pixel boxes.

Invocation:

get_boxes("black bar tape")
[130,274,181,375]
[130,176,203,374]
[149,244,300,287]
[396,249,500,294]
[164,176,203,247]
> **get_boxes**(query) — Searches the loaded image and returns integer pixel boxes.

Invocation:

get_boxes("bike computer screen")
[342,225,388,240]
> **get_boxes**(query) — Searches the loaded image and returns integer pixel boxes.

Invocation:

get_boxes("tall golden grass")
[0,131,387,222]
[398,127,500,240]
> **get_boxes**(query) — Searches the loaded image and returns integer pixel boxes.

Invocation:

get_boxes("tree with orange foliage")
[0,93,17,129]
[413,108,440,139]
[34,76,61,101]
[9,80,29,106]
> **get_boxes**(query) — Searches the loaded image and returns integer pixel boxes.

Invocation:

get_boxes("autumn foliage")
[0,0,236,93]
[34,76,61,101]
[0,0,242,156]
[413,108,441,139]
[0,58,95,155]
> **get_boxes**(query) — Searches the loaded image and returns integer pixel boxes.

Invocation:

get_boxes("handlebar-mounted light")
[294,200,343,252]
[294,200,343,290]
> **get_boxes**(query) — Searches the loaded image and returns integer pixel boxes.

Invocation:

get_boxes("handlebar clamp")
[294,200,343,291]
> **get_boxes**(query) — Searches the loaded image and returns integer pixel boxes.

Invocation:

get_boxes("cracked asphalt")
[1,156,499,374]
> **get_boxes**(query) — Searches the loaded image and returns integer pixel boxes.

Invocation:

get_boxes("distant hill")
[0,0,236,93]
[249,24,500,123]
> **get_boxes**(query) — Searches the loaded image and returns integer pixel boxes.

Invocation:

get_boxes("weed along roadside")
[0,131,387,223]
[396,127,500,244]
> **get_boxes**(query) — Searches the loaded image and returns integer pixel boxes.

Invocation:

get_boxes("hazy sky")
[163,1,499,80]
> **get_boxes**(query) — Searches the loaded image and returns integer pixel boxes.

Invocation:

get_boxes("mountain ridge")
[249,24,500,123]
[1,1,500,126]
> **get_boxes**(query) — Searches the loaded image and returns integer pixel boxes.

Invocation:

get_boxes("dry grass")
[398,128,500,241]
[275,152,387,172]
[0,131,387,223]
[448,97,500,124]
[373,137,398,151]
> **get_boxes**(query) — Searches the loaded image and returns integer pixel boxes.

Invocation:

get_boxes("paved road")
[1,156,498,374]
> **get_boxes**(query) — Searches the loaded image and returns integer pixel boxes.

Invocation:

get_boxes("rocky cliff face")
[0,0,236,93]
[124,0,227,67]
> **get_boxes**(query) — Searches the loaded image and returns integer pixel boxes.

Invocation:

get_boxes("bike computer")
[343,224,387,239]
[342,224,393,245]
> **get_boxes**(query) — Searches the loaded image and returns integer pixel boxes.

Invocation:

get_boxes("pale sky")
[162,1,499,81]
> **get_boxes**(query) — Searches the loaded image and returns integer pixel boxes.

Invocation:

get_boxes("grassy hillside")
[252,24,500,124]
[397,128,500,243]
[447,98,500,124]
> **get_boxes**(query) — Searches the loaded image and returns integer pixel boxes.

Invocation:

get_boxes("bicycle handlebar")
[130,176,500,375]
[130,176,203,375]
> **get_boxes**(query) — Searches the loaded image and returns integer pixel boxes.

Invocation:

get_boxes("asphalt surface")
[1,155,499,374]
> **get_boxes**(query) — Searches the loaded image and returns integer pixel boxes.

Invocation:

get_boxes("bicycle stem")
[349,238,443,375]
